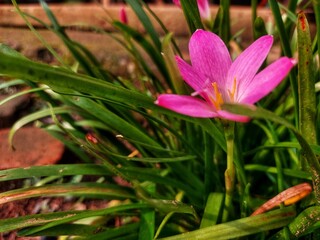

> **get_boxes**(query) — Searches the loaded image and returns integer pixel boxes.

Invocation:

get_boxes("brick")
[0,127,64,169]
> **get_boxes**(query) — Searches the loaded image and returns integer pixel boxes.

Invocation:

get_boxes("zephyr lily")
[173,0,211,21]
[156,30,296,122]
[196,0,211,20]
[119,7,128,25]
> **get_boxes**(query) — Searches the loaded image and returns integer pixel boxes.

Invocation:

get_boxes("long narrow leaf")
[11,0,67,67]
[159,207,296,240]
[245,164,311,180]
[0,203,149,233]
[268,0,299,125]
[21,223,106,237]
[8,106,73,147]
[0,87,47,106]
[180,0,204,33]
[125,0,161,50]
[314,0,320,64]
[0,164,111,182]
[113,21,170,83]
[0,183,135,205]
[0,52,227,150]
[297,12,317,146]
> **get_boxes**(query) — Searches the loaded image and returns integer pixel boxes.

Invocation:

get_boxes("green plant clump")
[0,0,319,239]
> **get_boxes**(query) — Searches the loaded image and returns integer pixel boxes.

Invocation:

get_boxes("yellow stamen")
[210,82,224,110]
[228,77,237,102]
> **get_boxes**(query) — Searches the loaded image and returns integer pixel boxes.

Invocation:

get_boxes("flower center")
[209,78,237,110]
[210,82,224,110]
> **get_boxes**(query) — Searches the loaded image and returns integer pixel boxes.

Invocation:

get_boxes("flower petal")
[176,56,208,94]
[227,35,273,100]
[173,0,181,7]
[217,110,251,122]
[239,57,296,104]
[156,94,218,118]
[189,30,232,86]
[197,0,211,20]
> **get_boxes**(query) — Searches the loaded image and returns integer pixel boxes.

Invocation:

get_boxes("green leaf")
[113,21,169,84]
[125,0,161,51]
[39,0,109,80]
[278,2,297,23]
[268,0,298,125]
[197,118,226,152]
[253,17,268,40]
[0,79,26,89]
[244,142,320,156]
[8,106,72,147]
[0,183,135,205]
[141,2,182,57]
[0,43,28,59]
[0,52,153,107]
[245,164,311,180]
[0,53,226,151]
[0,164,112,182]
[20,223,104,237]
[159,207,296,240]
[145,198,198,218]
[314,0,320,67]
[222,103,320,203]
[0,87,47,106]
[125,155,197,163]
[211,6,223,35]
[268,0,292,57]
[139,183,155,240]
[0,164,203,205]
[297,12,317,145]
[122,168,203,204]
[70,97,160,148]
[219,0,230,44]
[0,203,149,233]
[161,33,186,94]
[180,0,204,33]
[200,192,224,228]
[11,0,67,67]
[139,208,155,240]
[288,206,320,238]
[74,223,140,240]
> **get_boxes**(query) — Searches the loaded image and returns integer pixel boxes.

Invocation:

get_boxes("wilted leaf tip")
[298,11,306,31]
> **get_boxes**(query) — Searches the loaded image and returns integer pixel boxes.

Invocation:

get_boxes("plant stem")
[222,121,235,222]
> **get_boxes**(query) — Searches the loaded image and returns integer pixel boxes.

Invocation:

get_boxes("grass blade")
[0,203,149,233]
[297,12,317,145]
[159,207,296,240]
[125,0,161,50]
[222,103,320,203]
[0,164,112,182]
[0,183,135,205]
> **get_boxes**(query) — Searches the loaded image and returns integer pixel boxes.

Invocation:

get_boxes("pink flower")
[156,30,296,122]
[197,0,211,20]
[119,7,128,25]
[173,0,211,20]
[173,0,181,7]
